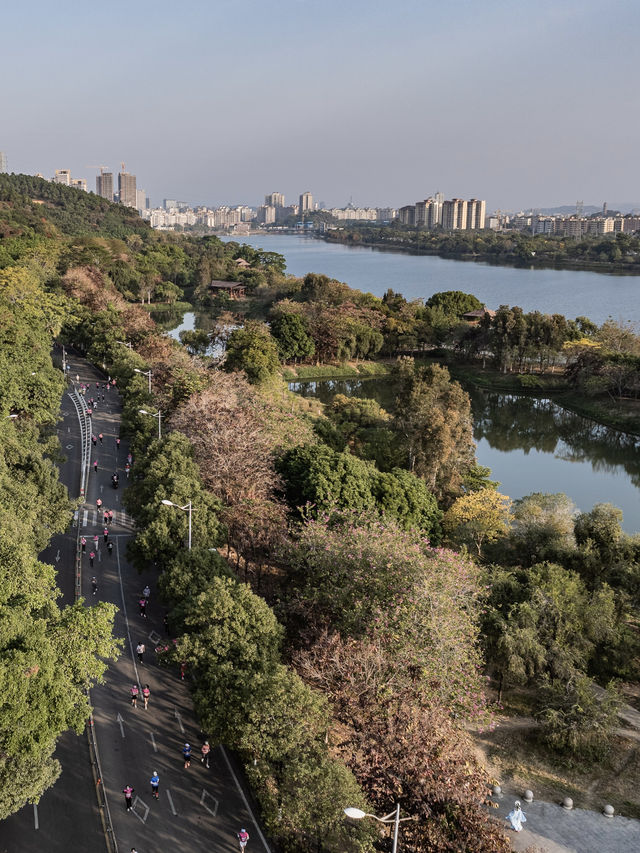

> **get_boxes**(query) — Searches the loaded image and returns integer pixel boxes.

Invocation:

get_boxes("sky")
[2,0,639,211]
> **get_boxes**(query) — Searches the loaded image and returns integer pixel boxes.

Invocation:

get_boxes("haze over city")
[3,0,639,211]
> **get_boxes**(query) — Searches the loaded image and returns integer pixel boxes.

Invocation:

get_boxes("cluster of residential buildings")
[397,193,487,231]
[503,211,640,236]
[45,165,149,212]
[144,192,398,232]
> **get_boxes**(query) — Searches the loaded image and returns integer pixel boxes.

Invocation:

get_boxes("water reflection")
[290,376,640,529]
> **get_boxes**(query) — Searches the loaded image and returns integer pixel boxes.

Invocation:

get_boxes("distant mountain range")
[523,203,640,216]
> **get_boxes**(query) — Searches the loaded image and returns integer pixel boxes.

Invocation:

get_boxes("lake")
[221,233,640,326]
[290,377,640,532]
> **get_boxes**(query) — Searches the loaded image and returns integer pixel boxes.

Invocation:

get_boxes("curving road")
[0,352,269,853]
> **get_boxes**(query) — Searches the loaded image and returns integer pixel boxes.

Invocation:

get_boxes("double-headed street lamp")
[139,408,162,439]
[344,805,415,853]
[161,499,192,550]
[134,367,152,394]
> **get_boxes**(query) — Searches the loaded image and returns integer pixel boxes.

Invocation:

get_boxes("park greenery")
[3,174,640,846]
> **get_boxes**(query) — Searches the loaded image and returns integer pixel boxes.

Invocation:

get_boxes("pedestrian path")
[493,793,640,852]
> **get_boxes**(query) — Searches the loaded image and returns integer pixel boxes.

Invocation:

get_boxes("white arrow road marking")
[174,707,184,734]
[150,731,157,752]
[100,485,103,494]
[55,550,61,563]
[67,426,70,433]
[166,790,177,815]
[33,804,39,830]
[131,796,149,824]
[116,712,125,738]
[200,789,219,818]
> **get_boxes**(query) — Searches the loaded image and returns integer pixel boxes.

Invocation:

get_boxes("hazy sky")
[3,0,639,211]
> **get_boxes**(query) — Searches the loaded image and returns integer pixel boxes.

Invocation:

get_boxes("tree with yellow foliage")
[444,489,512,557]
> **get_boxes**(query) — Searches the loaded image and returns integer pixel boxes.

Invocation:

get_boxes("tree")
[393,360,476,502]
[426,290,483,318]
[443,489,512,556]
[270,312,315,362]
[506,492,577,566]
[225,321,281,383]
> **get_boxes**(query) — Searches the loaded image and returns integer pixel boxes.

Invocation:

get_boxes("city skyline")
[2,0,640,211]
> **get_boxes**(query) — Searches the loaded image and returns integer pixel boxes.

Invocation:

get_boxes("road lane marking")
[166,789,177,815]
[221,746,272,852]
[131,796,149,824]
[82,510,88,527]
[66,443,73,449]
[200,789,219,818]
[116,713,125,738]
[174,707,184,734]
[33,804,39,830]
[115,539,142,687]
[150,731,157,752]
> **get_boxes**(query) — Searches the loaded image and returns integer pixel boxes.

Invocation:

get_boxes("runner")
[107,541,113,556]
[136,641,145,664]
[130,684,139,708]
[81,536,86,553]
[96,498,102,512]
[98,433,103,444]
[89,551,95,568]
[142,584,151,600]
[200,740,210,769]
[237,828,250,850]
[142,684,150,709]
[103,527,109,543]
[123,784,134,812]
[116,437,121,450]
[150,770,160,800]
[139,597,147,618]
[92,434,97,447]
[93,459,98,472]
[108,509,114,524]
[125,463,130,478]
[183,742,192,768]
[91,576,98,596]
[93,534,99,549]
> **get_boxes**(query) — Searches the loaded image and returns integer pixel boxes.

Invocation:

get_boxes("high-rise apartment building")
[118,169,137,208]
[398,205,416,226]
[467,199,486,230]
[71,178,87,192]
[53,169,72,185]
[96,171,114,201]
[441,199,468,230]
[0,152,7,173]
[265,192,285,208]
[299,191,313,214]
[415,197,443,229]
[257,204,276,225]
[136,189,147,211]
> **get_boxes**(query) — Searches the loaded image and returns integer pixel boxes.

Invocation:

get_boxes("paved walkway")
[493,792,640,853]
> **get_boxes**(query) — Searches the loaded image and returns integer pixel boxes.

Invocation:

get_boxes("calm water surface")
[290,378,640,532]
[222,234,640,326]
[168,239,640,530]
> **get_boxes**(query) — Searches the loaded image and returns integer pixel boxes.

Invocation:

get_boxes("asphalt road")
[0,352,270,853]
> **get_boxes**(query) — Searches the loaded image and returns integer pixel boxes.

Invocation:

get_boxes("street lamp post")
[344,804,413,853]
[161,499,192,550]
[139,408,162,439]
[115,340,133,349]
[134,367,152,394]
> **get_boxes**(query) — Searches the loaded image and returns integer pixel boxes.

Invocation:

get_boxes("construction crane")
[121,161,126,173]
[86,164,109,174]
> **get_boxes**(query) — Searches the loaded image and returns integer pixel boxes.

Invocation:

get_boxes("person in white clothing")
[506,800,526,832]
